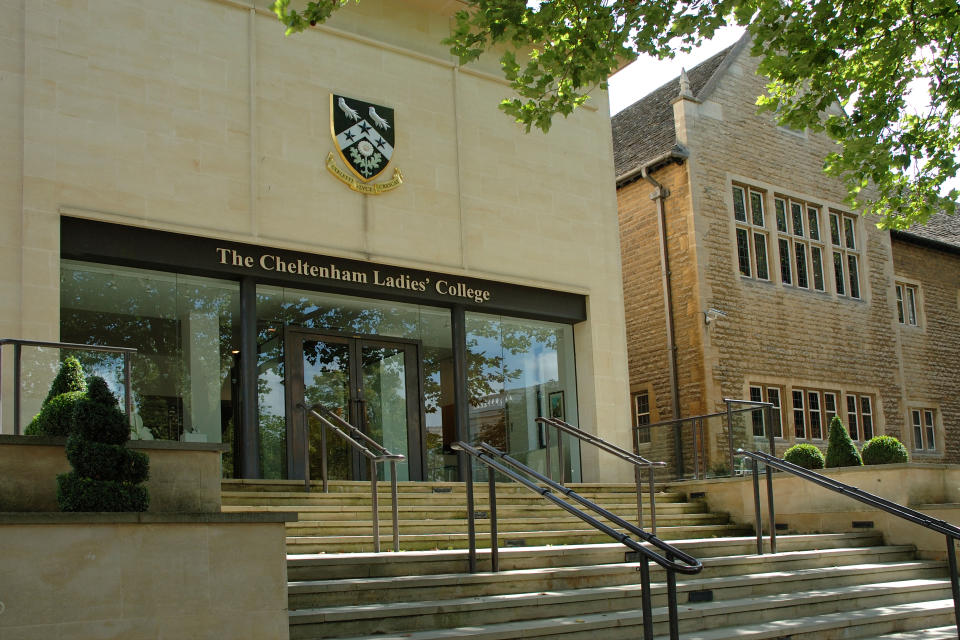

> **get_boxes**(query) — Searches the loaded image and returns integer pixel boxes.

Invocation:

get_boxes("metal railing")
[738,448,960,634]
[633,399,776,479]
[537,416,666,534]
[0,338,137,434]
[452,440,703,640]
[297,401,405,553]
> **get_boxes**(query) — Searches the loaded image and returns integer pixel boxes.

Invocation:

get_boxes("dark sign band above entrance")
[62,217,587,323]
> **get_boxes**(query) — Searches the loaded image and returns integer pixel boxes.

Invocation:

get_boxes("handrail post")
[639,556,654,640]
[556,426,565,484]
[390,460,400,553]
[488,464,499,572]
[692,418,699,480]
[725,399,735,475]
[370,457,380,553]
[634,465,645,531]
[947,535,960,633]
[320,415,329,493]
[465,453,477,573]
[751,458,763,554]
[13,342,21,435]
[766,459,777,554]
[666,556,679,640]
[123,352,133,427]
[544,421,552,481]
[302,406,311,493]
[648,466,657,536]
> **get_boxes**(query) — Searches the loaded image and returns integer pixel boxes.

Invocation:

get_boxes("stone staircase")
[221,480,957,639]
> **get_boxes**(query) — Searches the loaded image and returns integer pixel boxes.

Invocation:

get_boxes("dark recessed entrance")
[284,328,423,482]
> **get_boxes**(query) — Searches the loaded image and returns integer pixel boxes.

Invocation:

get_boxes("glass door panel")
[302,338,353,481]
[360,344,411,481]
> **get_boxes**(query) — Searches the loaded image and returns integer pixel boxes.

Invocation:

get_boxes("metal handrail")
[453,440,702,640]
[297,401,404,553]
[738,448,960,634]
[0,338,137,434]
[536,416,666,534]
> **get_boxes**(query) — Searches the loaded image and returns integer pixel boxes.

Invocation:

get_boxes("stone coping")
[667,462,960,486]
[0,511,297,525]
[0,434,229,452]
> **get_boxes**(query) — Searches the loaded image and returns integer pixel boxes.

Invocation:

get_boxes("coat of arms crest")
[326,94,403,194]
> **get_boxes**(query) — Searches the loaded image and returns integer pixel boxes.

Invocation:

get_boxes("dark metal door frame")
[283,326,425,481]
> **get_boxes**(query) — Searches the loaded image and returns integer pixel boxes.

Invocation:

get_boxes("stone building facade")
[614,36,960,473]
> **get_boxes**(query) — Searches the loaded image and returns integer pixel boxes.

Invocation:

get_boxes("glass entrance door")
[284,328,423,482]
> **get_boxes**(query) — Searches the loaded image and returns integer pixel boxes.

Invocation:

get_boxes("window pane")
[811,247,825,291]
[834,252,845,295]
[775,198,788,232]
[830,213,841,246]
[779,238,792,285]
[824,392,837,425]
[793,390,806,439]
[912,410,923,449]
[843,217,856,249]
[808,391,822,439]
[795,243,809,288]
[768,388,782,438]
[754,233,769,280]
[924,410,935,450]
[907,287,917,325]
[896,285,904,323]
[847,255,860,299]
[733,187,747,222]
[791,202,804,236]
[860,396,872,439]
[750,386,764,436]
[635,392,650,443]
[846,395,859,440]
[737,228,751,276]
[750,191,765,226]
[807,208,820,240]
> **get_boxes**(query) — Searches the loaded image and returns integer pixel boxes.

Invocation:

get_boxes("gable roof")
[611,37,746,179]
[891,211,960,254]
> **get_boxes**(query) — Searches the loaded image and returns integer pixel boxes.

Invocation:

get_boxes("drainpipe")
[617,147,688,477]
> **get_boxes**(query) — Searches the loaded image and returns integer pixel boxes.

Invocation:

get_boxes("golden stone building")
[614,35,960,473]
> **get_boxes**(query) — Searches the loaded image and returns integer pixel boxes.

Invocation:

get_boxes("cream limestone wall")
[6,0,631,479]
[0,515,291,639]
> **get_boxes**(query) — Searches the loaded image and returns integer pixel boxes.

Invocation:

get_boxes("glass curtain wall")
[255,286,455,480]
[60,260,240,474]
[465,311,580,482]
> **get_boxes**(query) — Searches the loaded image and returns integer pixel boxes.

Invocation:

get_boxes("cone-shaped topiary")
[57,376,149,512]
[861,435,909,465]
[783,443,825,469]
[825,416,863,467]
[25,357,88,436]
[44,356,87,404]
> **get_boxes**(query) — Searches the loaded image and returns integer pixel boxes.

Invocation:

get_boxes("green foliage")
[783,443,825,470]
[271,0,959,227]
[25,391,85,437]
[825,416,863,467]
[44,356,87,405]
[56,473,149,512]
[861,435,910,465]
[58,375,149,512]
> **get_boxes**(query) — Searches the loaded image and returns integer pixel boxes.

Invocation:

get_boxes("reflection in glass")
[60,261,240,474]
[465,312,579,482]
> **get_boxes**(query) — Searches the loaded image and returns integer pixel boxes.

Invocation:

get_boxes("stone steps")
[286,533,952,639]
[863,626,960,640]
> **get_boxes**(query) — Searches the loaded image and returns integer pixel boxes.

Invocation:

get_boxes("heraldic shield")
[330,94,395,183]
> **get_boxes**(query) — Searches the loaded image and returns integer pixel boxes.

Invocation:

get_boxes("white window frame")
[910,407,940,452]
[633,390,652,444]
[829,211,862,299]
[748,385,784,439]
[733,185,771,282]
[895,281,921,327]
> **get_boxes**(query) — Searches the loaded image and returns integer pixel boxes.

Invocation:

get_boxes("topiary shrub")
[825,416,863,467]
[783,443,825,469]
[57,376,149,512]
[861,435,909,465]
[25,357,88,436]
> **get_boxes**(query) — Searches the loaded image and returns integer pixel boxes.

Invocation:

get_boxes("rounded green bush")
[65,434,149,484]
[25,391,86,437]
[783,443,825,469]
[56,472,149,512]
[861,435,909,465]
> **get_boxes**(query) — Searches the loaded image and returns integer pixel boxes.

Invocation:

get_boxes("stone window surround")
[727,177,866,301]
[745,380,881,444]
[632,384,658,446]
[908,405,942,454]
[732,184,771,281]
[894,277,924,329]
